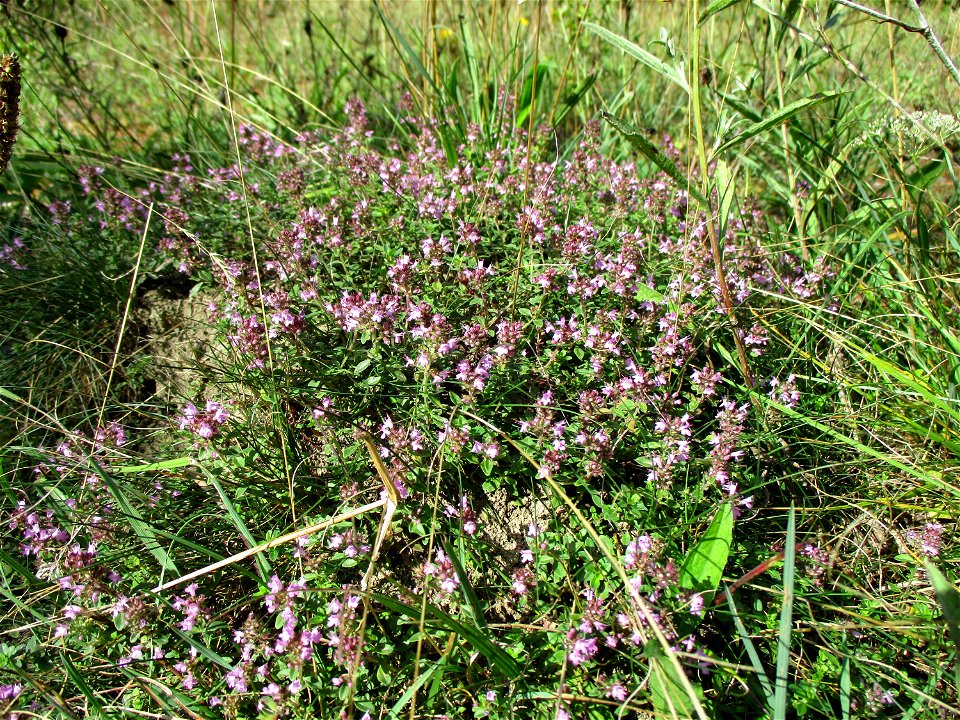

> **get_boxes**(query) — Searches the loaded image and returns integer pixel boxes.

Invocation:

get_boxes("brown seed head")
[0,53,22,175]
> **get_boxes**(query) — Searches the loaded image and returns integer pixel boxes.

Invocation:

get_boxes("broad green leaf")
[516,63,550,127]
[840,656,852,720]
[584,23,689,95]
[602,111,709,206]
[646,640,698,719]
[713,92,841,157]
[635,284,665,303]
[905,157,946,191]
[116,456,193,473]
[679,503,733,595]
[925,560,960,687]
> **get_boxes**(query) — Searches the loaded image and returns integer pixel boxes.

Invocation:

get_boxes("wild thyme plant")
[0,97,931,719]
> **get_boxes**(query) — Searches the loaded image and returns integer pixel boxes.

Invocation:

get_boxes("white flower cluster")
[853,109,960,153]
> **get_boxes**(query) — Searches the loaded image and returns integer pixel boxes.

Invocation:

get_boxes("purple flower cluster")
[444,495,479,536]
[325,589,363,681]
[172,582,208,632]
[328,528,371,558]
[6,93,843,716]
[423,548,460,596]
[908,521,944,558]
[178,400,229,440]
[0,237,27,269]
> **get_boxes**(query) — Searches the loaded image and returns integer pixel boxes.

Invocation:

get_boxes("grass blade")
[90,459,179,576]
[756,390,953,496]
[388,659,441,717]
[840,656,851,720]
[442,540,487,632]
[773,504,797,720]
[724,586,775,704]
[62,653,106,718]
[775,0,804,47]
[371,591,519,677]
[202,467,271,582]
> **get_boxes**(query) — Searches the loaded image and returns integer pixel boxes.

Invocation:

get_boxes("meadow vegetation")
[0,1,959,718]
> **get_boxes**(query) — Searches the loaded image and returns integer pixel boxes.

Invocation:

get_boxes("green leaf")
[699,0,748,25]
[646,640,698,719]
[553,72,597,126]
[905,157,946,191]
[459,18,482,126]
[389,660,441,717]
[168,625,233,670]
[776,0,804,48]
[840,656,851,720]
[584,22,689,95]
[635,284,665,303]
[758,389,954,496]
[62,653,106,717]
[516,63,549,127]
[602,111,709,206]
[679,503,733,596]
[115,456,193,473]
[202,467,271,582]
[925,560,960,687]
[0,546,44,586]
[713,92,841,157]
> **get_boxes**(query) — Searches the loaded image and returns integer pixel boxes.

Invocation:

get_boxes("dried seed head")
[0,53,22,175]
